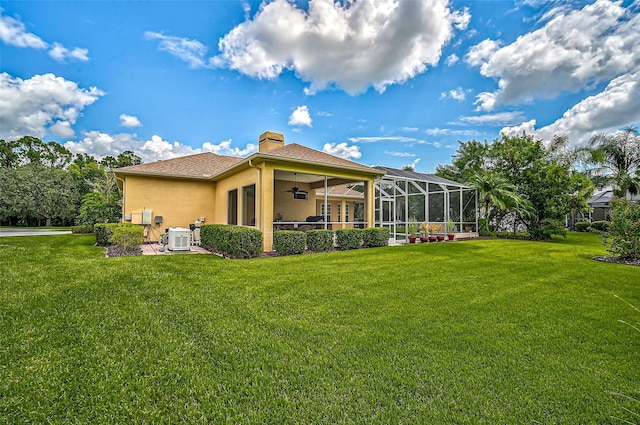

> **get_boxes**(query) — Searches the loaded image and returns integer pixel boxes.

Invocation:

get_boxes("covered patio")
[271,170,369,232]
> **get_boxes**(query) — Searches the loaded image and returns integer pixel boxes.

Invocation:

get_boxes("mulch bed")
[593,256,640,267]
[105,246,142,257]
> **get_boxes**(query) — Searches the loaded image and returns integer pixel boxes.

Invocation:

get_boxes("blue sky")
[1,0,638,172]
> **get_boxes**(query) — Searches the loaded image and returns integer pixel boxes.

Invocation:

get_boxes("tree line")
[0,136,141,227]
[435,127,640,239]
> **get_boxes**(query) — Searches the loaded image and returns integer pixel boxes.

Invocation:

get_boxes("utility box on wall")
[142,210,152,225]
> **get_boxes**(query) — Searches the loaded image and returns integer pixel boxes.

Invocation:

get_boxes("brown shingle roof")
[115,152,242,179]
[262,143,379,172]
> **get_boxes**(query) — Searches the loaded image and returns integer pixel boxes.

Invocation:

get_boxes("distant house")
[114,131,477,252]
[587,187,640,221]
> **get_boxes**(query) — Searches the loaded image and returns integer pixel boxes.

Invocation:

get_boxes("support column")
[365,179,375,228]
[261,165,274,252]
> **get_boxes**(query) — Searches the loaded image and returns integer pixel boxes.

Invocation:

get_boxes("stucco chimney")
[259,131,285,152]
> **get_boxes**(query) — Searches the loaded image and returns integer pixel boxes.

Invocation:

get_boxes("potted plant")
[447,219,456,241]
[408,219,418,243]
[430,223,445,241]
[419,222,429,243]
[427,223,438,242]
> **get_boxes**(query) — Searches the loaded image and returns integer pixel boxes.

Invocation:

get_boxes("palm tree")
[587,127,640,198]
[469,171,532,233]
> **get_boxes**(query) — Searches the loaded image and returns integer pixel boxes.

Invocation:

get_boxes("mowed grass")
[0,233,638,423]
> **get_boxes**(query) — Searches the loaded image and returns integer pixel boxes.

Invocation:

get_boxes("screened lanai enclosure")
[373,167,477,242]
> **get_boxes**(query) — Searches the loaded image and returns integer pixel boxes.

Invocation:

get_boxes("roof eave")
[114,169,214,180]
[250,152,386,177]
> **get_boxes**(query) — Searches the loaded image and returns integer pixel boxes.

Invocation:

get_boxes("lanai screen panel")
[373,166,476,242]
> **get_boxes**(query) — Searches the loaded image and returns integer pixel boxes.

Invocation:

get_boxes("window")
[345,203,350,222]
[228,189,238,225]
[321,203,331,222]
[243,184,256,226]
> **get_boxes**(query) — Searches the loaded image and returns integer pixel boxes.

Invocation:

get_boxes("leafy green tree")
[76,169,121,225]
[0,139,19,168]
[435,139,490,184]
[2,136,73,168]
[587,127,640,197]
[437,134,591,239]
[608,198,640,259]
[100,150,142,169]
[469,170,532,234]
[0,164,78,226]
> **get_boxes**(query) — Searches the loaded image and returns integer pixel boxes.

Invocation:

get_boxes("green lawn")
[1,233,638,423]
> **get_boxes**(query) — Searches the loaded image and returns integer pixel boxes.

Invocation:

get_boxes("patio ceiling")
[274,170,363,189]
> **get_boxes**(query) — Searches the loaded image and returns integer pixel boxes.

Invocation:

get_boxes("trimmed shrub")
[200,224,228,253]
[530,218,566,241]
[200,224,263,259]
[362,227,389,247]
[71,225,94,234]
[590,220,611,232]
[94,223,119,246]
[575,222,590,232]
[335,228,363,250]
[112,224,144,249]
[306,230,334,252]
[608,199,640,259]
[226,227,263,259]
[273,230,306,256]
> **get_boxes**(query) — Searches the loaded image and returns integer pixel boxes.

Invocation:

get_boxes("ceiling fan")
[285,173,308,196]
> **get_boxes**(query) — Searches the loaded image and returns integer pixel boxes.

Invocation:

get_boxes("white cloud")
[464,38,501,67]
[0,10,89,62]
[64,131,138,158]
[501,71,640,146]
[316,111,334,117]
[211,0,470,95]
[385,151,415,157]
[323,142,362,160]
[288,105,312,127]
[425,127,479,136]
[0,73,104,140]
[467,0,640,111]
[64,131,258,163]
[0,9,47,49]
[405,158,421,170]
[48,43,89,62]
[500,119,538,138]
[473,91,498,112]
[145,31,208,68]
[119,114,142,128]
[49,121,75,138]
[445,53,459,66]
[349,136,425,144]
[455,111,526,126]
[440,87,466,101]
[202,139,258,156]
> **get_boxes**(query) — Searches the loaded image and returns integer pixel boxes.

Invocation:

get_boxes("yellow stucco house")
[114,131,385,252]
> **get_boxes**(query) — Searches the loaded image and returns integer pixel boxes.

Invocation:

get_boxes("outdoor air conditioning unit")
[168,227,190,251]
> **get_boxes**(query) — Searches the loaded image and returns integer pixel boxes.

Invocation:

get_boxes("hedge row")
[200,224,263,259]
[94,223,143,247]
[306,230,334,252]
[272,227,390,256]
[71,225,94,234]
